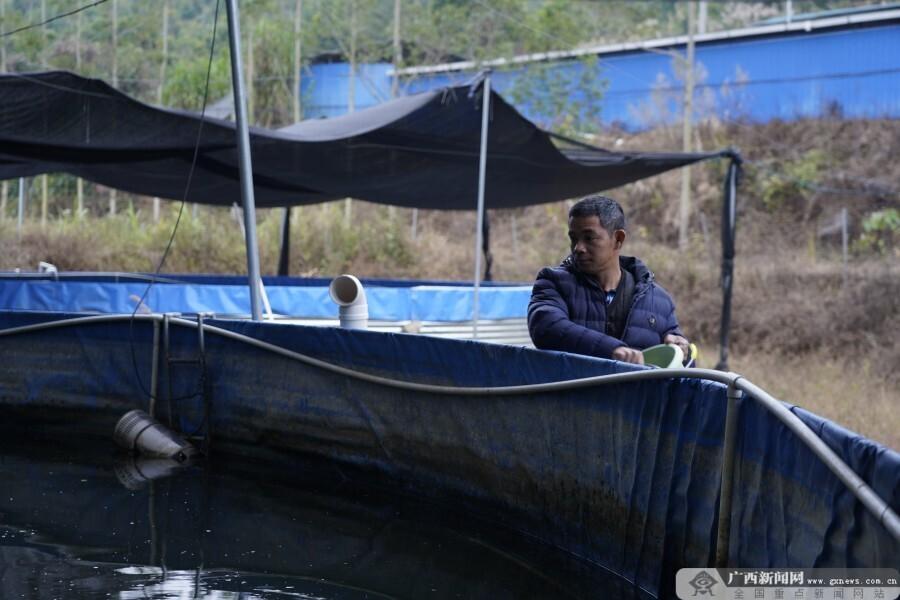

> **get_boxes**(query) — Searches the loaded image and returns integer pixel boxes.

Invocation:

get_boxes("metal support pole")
[716,382,743,567]
[841,207,848,286]
[225,0,263,321]
[197,315,206,355]
[472,71,491,340]
[277,207,291,277]
[716,157,740,371]
[150,319,160,418]
[163,313,173,428]
[678,0,695,252]
[197,313,210,455]
[17,177,24,235]
[148,481,158,565]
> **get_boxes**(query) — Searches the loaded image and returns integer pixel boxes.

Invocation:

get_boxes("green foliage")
[507,56,608,135]
[759,150,828,213]
[856,208,899,256]
[165,54,232,109]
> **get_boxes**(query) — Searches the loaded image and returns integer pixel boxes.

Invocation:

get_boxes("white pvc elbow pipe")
[329,274,368,330]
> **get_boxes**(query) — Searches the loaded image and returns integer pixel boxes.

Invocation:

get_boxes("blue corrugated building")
[301,60,393,118]
[301,4,900,130]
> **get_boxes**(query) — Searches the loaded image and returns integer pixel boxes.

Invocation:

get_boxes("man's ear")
[614,229,626,249]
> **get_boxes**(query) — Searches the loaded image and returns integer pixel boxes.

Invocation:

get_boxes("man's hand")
[612,346,644,365]
[664,333,690,359]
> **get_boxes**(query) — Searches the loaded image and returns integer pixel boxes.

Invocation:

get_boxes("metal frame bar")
[716,382,742,567]
[471,71,491,340]
[1,312,898,547]
[17,177,24,235]
[149,319,160,418]
[224,0,263,321]
[0,271,185,283]
[197,312,210,455]
[163,313,174,428]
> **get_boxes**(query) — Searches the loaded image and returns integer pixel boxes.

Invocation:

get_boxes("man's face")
[568,215,622,277]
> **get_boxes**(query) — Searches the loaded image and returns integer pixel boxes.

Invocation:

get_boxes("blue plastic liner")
[0,275,531,321]
[0,310,897,597]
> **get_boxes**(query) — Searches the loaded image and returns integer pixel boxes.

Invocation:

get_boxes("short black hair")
[568,195,626,234]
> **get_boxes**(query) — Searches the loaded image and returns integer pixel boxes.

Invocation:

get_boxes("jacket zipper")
[621,284,650,338]
[572,260,652,338]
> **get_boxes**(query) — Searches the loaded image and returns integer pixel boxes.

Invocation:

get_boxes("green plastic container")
[642,344,684,368]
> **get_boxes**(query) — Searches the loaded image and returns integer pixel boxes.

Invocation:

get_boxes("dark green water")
[0,422,648,600]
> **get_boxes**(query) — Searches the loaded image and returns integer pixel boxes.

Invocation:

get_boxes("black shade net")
[0,70,733,210]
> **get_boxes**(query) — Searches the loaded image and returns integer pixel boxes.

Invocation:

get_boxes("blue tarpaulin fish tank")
[0,273,532,322]
[1,272,898,599]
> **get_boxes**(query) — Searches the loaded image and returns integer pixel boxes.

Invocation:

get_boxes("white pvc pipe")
[113,409,196,461]
[329,274,368,329]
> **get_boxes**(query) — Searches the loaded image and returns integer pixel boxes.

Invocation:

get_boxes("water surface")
[0,421,648,599]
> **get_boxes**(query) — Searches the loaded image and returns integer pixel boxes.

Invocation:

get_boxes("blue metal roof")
[754,2,900,26]
[301,5,900,129]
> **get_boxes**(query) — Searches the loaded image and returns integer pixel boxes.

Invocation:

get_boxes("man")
[527,195,689,365]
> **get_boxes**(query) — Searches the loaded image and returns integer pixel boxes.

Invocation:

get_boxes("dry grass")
[704,347,899,451]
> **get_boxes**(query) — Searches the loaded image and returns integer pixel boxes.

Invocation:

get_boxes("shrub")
[856,208,899,256]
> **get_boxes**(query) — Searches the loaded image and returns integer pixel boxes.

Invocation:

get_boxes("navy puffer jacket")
[527,255,684,359]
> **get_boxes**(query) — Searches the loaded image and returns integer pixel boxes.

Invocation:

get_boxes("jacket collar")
[561,254,655,288]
